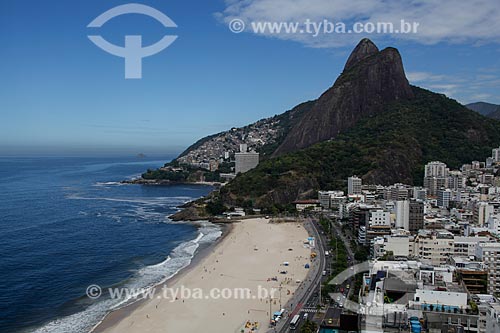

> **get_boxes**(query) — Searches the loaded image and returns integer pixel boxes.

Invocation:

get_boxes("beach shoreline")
[92,217,313,333]
[90,222,233,333]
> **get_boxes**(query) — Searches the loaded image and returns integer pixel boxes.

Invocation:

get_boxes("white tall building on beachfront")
[318,190,344,210]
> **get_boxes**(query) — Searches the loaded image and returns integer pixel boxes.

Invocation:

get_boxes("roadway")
[269,218,326,333]
[330,219,358,301]
[270,216,360,332]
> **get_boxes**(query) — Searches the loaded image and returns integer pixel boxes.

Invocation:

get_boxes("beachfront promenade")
[271,218,326,333]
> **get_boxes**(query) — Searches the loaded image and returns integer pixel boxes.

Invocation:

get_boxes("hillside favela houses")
[313,147,500,333]
[147,141,260,183]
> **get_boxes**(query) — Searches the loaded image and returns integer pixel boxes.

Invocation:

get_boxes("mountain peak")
[274,39,413,155]
[344,38,379,71]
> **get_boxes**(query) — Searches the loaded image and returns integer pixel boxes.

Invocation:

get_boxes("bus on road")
[289,314,301,330]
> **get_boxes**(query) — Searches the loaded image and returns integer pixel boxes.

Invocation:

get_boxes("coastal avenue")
[272,216,359,333]
[270,218,326,333]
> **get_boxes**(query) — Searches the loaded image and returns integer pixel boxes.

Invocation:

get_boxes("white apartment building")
[318,190,344,210]
[348,176,362,195]
[395,200,410,230]
[486,302,500,333]
[424,161,450,196]
[476,242,500,294]
[412,187,427,200]
[369,209,391,226]
[425,161,450,177]
[474,202,494,226]
[373,234,414,258]
[415,230,455,266]
[493,147,500,163]
[234,151,259,174]
[359,209,392,247]
[488,214,500,235]
[453,236,489,257]
[437,189,452,208]
[448,170,466,190]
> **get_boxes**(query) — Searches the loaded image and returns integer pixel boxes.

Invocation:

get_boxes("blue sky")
[1,0,499,156]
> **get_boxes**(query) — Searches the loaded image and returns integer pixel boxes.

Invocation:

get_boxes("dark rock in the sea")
[169,205,208,222]
[122,179,174,185]
[274,38,414,155]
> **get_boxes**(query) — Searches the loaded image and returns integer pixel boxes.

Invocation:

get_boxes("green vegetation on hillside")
[256,101,314,158]
[142,161,233,183]
[222,87,500,210]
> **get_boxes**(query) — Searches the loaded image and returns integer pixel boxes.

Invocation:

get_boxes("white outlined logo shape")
[88,3,178,79]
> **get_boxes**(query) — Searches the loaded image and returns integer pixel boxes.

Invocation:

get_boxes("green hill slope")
[221,87,500,210]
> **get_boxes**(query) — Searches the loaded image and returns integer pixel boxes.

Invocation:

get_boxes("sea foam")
[29,222,221,333]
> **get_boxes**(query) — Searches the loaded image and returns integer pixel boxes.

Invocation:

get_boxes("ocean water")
[0,156,218,333]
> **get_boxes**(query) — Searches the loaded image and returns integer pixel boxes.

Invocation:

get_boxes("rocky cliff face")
[274,38,414,155]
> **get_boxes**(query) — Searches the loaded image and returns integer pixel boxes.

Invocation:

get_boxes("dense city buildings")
[315,148,500,330]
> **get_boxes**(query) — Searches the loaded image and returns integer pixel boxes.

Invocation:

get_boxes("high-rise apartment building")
[437,189,452,208]
[348,176,362,195]
[396,200,410,230]
[424,161,450,196]
[235,144,259,174]
[409,200,425,233]
[476,243,500,294]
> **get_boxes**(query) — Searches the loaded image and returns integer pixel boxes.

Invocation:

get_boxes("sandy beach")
[94,217,312,333]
